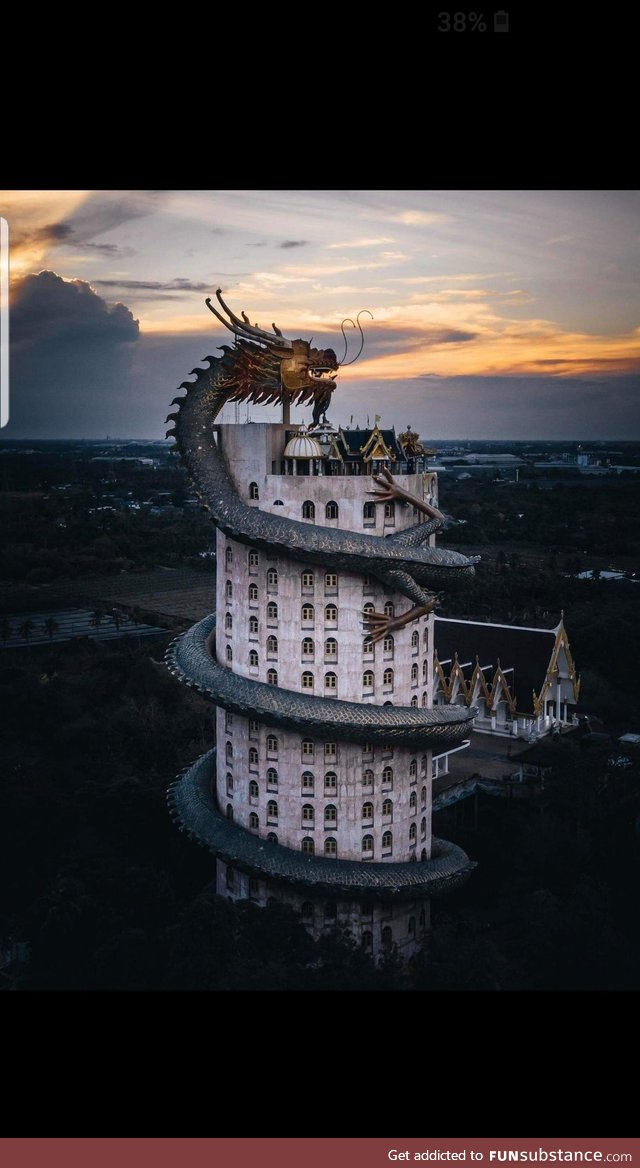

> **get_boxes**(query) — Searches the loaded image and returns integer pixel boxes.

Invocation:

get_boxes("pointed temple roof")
[434,617,580,717]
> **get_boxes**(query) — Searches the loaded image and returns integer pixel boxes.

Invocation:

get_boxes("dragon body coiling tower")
[166,291,477,960]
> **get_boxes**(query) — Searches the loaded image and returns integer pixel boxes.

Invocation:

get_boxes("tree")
[43,616,60,641]
[18,618,35,643]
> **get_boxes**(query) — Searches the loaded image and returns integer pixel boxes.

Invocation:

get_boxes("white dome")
[283,431,323,459]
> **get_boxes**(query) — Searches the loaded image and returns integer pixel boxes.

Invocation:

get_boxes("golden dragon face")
[207,291,338,417]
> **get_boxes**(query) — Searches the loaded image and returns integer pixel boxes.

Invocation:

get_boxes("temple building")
[433,616,580,741]
[165,291,476,963]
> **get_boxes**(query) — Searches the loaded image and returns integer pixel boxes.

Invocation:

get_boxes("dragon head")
[207,290,338,423]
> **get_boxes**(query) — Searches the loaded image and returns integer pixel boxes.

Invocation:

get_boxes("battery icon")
[494,10,509,30]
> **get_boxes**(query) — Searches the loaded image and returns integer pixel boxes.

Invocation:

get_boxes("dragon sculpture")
[166,290,479,751]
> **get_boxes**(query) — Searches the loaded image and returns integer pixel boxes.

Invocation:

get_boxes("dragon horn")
[214,288,292,348]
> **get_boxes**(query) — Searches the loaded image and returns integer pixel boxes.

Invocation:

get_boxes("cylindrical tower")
[165,291,476,964]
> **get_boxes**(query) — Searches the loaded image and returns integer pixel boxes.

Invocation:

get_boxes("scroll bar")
[1,217,8,427]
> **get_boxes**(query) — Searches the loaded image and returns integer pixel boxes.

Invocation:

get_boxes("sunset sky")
[2,188,639,439]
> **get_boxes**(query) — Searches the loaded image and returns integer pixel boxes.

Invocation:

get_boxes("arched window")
[421,847,427,861]
[384,501,395,523]
[267,568,278,590]
[225,580,233,601]
[382,766,393,788]
[249,649,259,668]
[324,637,337,660]
[267,734,278,754]
[422,691,428,707]
[249,550,259,570]
[225,612,232,631]
[383,634,394,655]
[267,601,278,622]
[301,771,314,793]
[249,812,259,831]
[267,800,278,822]
[421,754,428,773]
[421,816,427,839]
[409,758,417,778]
[325,742,337,761]
[363,501,376,526]
[302,637,314,658]
[424,625,429,646]
[226,772,233,794]
[266,635,278,657]
[273,499,284,507]
[225,741,233,762]
[249,779,259,799]
[324,672,337,692]
[411,630,419,652]
[249,615,259,635]
[325,501,339,520]
[411,663,419,684]
[302,500,315,520]
[249,583,258,602]
[382,798,393,819]
[411,695,418,707]
[382,831,393,853]
[226,645,233,663]
[408,915,416,935]
[383,668,394,689]
[409,822,417,842]
[324,771,337,793]
[301,739,314,759]
[302,671,314,690]
[423,659,428,682]
[409,791,417,810]
[362,801,374,822]
[384,601,395,618]
[324,573,338,594]
[301,901,314,919]
[301,571,314,592]
[266,832,278,844]
[225,804,234,824]
[324,837,337,857]
[302,804,314,824]
[362,835,374,854]
[301,604,315,625]
[362,769,374,788]
[324,804,337,825]
[325,604,338,624]
[267,668,278,685]
[266,768,278,789]
[249,746,258,766]
[363,602,375,615]
[300,838,315,858]
[362,670,374,690]
[421,785,427,808]
[249,482,259,500]
[225,547,233,568]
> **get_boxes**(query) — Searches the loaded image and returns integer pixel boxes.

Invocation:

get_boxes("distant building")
[433,616,580,742]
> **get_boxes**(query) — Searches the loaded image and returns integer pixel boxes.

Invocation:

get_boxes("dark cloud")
[280,240,309,249]
[13,191,169,262]
[8,271,139,436]
[94,277,212,295]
